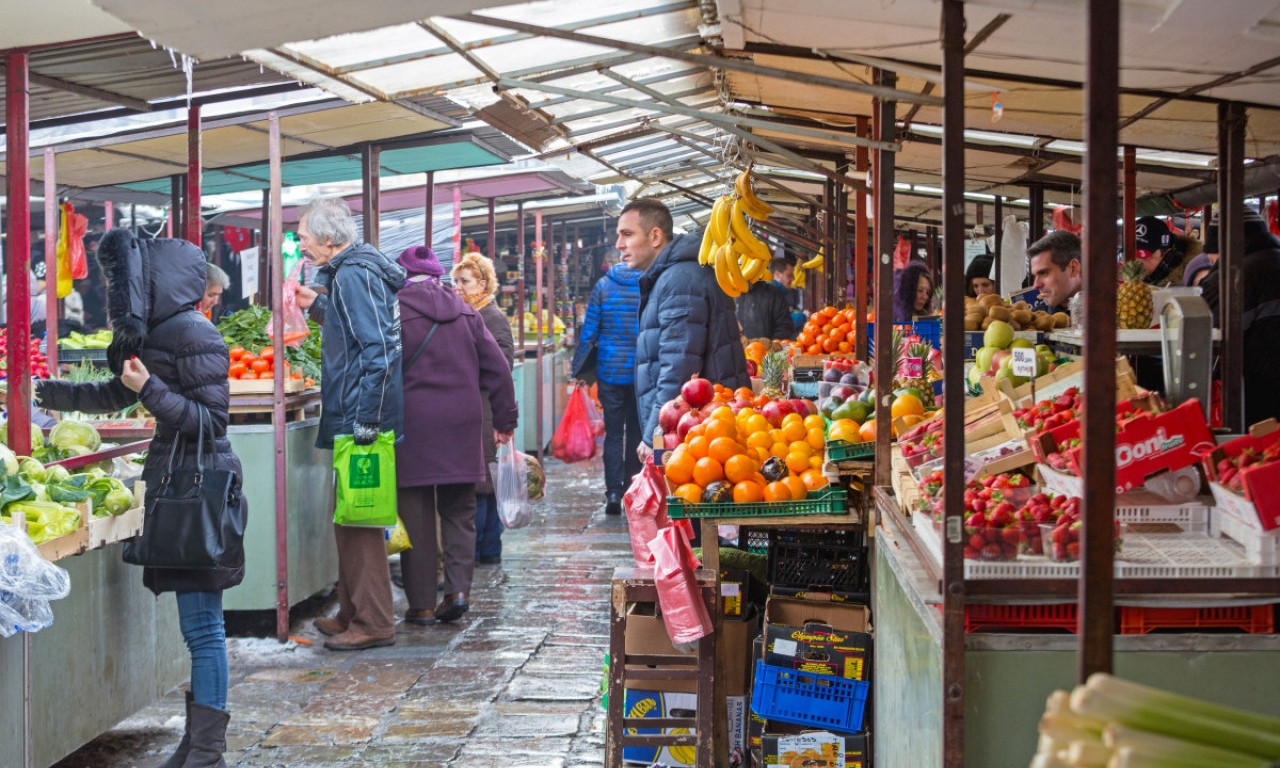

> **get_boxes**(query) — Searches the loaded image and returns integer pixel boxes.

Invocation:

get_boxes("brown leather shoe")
[403,609,435,626]
[314,616,346,637]
[434,593,470,623]
[323,629,395,651]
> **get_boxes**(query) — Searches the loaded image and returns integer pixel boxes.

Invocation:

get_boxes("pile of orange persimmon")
[664,385,830,506]
[794,305,863,356]
[227,345,313,386]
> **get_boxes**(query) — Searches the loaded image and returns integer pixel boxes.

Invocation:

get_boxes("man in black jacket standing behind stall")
[736,256,797,341]
[620,198,749,460]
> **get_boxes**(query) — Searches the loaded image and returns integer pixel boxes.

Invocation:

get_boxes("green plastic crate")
[667,486,848,519]
[826,439,876,462]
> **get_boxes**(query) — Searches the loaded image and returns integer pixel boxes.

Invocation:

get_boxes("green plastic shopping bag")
[333,431,398,527]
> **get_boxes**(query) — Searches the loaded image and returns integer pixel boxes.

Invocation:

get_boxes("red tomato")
[259,346,274,361]
[228,362,247,378]
[229,346,246,361]
[250,359,270,374]
[240,372,258,380]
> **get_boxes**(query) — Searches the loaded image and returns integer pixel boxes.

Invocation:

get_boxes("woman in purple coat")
[395,246,518,624]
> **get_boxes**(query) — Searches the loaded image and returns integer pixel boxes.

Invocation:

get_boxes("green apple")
[984,319,1015,350]
[975,345,996,374]
[1035,344,1052,356]
[1010,338,1034,350]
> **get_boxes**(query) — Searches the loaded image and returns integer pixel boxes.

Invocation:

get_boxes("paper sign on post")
[1011,347,1037,378]
[240,246,260,300]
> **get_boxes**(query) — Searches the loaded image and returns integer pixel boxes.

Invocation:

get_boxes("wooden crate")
[228,376,305,395]
[87,481,147,550]
[996,357,1136,408]
[10,501,93,562]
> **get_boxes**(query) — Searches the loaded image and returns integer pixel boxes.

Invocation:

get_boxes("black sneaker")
[605,494,622,515]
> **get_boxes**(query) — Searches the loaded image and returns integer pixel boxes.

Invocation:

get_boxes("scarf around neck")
[462,292,493,312]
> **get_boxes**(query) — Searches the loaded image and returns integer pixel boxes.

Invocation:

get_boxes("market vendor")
[1027,230,1083,315]
[1134,215,1200,287]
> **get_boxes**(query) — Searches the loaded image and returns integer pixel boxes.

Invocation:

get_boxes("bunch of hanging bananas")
[698,169,775,298]
[791,249,826,289]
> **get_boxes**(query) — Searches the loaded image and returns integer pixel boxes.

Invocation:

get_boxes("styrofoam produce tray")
[913,508,1277,579]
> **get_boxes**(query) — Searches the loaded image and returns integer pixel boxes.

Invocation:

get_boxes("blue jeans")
[176,590,228,711]
[475,492,502,560]
[597,381,642,499]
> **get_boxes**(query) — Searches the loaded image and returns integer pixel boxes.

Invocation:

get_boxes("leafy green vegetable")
[49,420,102,452]
[1,474,36,510]
[2,500,81,544]
[218,306,322,384]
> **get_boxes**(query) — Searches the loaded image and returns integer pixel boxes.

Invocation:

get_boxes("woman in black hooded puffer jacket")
[36,229,244,768]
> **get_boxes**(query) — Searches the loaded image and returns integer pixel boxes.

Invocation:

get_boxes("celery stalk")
[1072,687,1280,759]
[1108,745,1271,768]
[1104,725,1270,768]
[1066,740,1112,767]
[1089,674,1280,735]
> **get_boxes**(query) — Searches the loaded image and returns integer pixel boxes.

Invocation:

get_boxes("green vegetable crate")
[826,439,876,462]
[667,486,848,519]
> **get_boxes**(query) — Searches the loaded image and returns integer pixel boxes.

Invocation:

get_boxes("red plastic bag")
[648,523,714,646]
[893,235,911,270]
[55,202,89,298]
[552,384,597,463]
[623,458,671,565]
[267,258,311,347]
[582,388,605,438]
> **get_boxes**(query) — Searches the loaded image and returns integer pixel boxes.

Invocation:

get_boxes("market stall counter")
[512,345,568,455]
[872,489,1280,768]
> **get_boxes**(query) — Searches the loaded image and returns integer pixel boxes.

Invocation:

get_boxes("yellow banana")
[721,241,750,294]
[735,169,773,220]
[801,251,825,272]
[713,244,742,297]
[728,199,772,262]
[741,255,768,283]
[793,264,807,289]
[709,195,732,245]
[698,225,716,266]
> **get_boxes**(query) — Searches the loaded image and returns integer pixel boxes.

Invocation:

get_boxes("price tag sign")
[904,357,924,379]
[1011,347,1037,378]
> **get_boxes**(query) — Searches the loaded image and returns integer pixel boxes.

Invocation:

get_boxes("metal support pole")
[186,105,202,246]
[1123,146,1136,261]
[940,4,968,765]
[855,116,870,359]
[487,198,497,259]
[873,68,897,489]
[1221,102,1247,433]
[535,212,545,462]
[362,144,380,249]
[993,195,1003,292]
[1079,0,1120,681]
[517,202,526,351]
[259,189,270,306]
[1029,184,1045,243]
[424,171,435,248]
[835,160,851,306]
[267,111,290,644]
[44,149,59,374]
[170,175,182,240]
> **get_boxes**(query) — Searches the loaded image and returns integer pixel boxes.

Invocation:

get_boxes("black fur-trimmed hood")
[97,229,207,374]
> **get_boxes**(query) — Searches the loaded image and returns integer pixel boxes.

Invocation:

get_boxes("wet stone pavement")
[54,454,632,768]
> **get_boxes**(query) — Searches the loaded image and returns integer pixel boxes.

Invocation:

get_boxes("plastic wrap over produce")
[0,523,71,637]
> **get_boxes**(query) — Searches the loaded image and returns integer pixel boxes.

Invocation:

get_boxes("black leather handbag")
[123,405,245,570]
[571,340,598,386]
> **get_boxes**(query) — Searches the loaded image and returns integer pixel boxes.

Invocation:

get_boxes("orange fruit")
[781,420,807,443]
[692,456,724,487]
[744,341,767,364]
[746,431,773,451]
[687,435,710,460]
[898,413,925,430]
[806,427,826,451]
[711,406,736,422]
[763,480,793,502]
[724,454,759,484]
[732,481,765,503]
[891,393,925,420]
[709,436,744,465]
[809,455,824,470]
[704,418,738,442]
[735,386,755,401]
[769,442,789,459]
[827,419,860,443]
[665,448,695,485]
[675,483,702,504]
[801,468,829,491]
[686,422,706,440]
[753,446,771,463]
[752,472,769,487]
[803,414,826,431]
[785,451,811,476]
[788,440,813,458]
[784,475,809,501]
[859,419,878,443]
[769,428,786,444]
[744,413,771,435]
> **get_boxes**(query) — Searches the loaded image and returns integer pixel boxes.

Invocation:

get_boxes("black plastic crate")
[767,529,869,598]
[743,527,771,556]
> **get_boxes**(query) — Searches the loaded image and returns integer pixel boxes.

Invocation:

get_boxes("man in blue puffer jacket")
[572,258,643,514]
[621,199,749,460]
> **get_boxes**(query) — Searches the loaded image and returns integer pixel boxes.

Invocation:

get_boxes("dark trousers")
[333,523,394,636]
[475,492,501,560]
[399,483,477,611]
[597,380,642,499]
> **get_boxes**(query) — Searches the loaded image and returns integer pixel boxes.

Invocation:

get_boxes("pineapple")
[1117,259,1153,329]
[760,351,789,399]
[891,338,936,408]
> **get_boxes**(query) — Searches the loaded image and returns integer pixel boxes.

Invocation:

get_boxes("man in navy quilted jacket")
[573,255,643,515]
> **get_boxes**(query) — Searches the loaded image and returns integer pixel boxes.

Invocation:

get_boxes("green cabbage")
[104,487,134,515]
[18,456,48,484]
[0,444,19,476]
[49,420,101,453]
[46,465,71,484]
[0,421,44,449]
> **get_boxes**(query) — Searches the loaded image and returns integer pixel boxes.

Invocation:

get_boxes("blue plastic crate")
[866,319,941,356]
[750,660,870,732]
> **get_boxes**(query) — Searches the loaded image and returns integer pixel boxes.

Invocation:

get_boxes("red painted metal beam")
[186,105,202,246]
[6,53,33,459]
[268,111,290,643]
[44,149,59,375]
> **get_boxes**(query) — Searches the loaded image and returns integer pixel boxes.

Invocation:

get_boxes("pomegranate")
[676,409,706,440]
[663,432,681,450]
[789,399,816,417]
[729,397,753,413]
[681,374,714,409]
[658,396,691,434]
[760,399,795,428]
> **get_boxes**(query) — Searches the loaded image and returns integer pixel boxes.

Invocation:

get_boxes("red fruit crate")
[1119,605,1275,635]
[963,603,1078,633]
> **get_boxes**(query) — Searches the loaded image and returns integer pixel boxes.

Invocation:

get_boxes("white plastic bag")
[495,443,533,530]
[0,522,72,637]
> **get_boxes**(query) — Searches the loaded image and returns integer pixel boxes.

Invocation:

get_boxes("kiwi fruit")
[1012,301,1030,312]
[1010,309,1034,326]
[1009,320,1023,331]
[1052,312,1071,328]
[988,305,1012,322]
[964,316,980,331]
[978,294,1004,310]
[1034,313,1056,332]
[980,316,993,330]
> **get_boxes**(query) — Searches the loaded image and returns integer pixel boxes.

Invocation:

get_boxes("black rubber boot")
[605,493,622,515]
[156,691,193,768]
[180,702,230,768]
